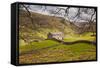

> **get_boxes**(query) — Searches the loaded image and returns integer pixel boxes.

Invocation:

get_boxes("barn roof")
[48,32,63,35]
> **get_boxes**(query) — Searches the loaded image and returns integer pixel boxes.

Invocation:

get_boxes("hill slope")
[19,10,74,45]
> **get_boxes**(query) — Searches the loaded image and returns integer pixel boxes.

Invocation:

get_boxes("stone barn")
[47,32,64,40]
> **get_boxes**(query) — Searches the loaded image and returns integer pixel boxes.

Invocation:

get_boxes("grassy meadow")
[19,33,96,64]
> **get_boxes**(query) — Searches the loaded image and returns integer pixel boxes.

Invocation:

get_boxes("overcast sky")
[21,4,96,22]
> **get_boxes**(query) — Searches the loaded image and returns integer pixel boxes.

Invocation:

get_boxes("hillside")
[19,10,74,45]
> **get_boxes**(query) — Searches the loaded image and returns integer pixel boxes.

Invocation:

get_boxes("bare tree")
[19,4,38,29]
[19,4,96,35]
[47,6,96,35]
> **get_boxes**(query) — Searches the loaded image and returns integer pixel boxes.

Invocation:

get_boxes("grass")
[19,40,59,54]
[19,40,96,64]
[64,32,96,42]
[19,32,96,64]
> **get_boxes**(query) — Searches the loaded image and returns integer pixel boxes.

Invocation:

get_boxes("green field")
[19,39,96,64]
[19,40,59,54]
